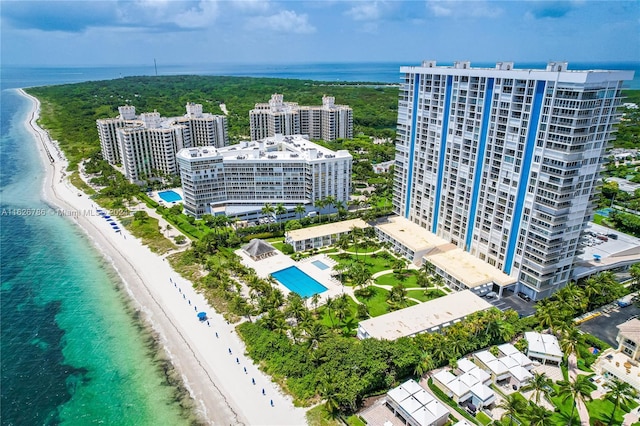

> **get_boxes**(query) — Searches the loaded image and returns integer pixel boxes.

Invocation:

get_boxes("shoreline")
[19,88,308,426]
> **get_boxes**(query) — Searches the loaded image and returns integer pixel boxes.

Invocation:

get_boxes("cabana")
[242,239,277,261]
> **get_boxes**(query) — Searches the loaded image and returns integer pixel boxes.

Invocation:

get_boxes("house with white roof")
[432,363,496,409]
[385,379,450,426]
[472,343,534,389]
[525,331,564,365]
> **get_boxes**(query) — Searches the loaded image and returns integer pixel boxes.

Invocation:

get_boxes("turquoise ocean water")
[1,61,638,425]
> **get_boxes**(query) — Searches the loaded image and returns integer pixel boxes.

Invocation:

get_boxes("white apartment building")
[97,104,228,182]
[394,60,633,300]
[250,94,353,141]
[177,134,352,218]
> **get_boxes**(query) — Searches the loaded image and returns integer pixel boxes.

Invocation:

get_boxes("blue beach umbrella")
[197,312,207,320]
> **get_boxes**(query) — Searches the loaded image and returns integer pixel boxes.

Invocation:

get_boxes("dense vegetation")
[26,76,399,168]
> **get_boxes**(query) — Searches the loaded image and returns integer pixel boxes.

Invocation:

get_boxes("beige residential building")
[250,94,352,141]
[594,318,640,391]
[97,103,228,182]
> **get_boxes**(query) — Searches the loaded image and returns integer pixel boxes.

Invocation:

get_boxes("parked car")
[485,291,498,299]
[517,292,531,302]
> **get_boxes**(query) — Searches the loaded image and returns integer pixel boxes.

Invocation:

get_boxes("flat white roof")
[475,351,497,365]
[178,134,351,162]
[286,218,368,242]
[525,332,564,358]
[433,370,456,386]
[358,290,493,340]
[377,216,516,288]
[376,216,450,253]
[426,244,516,288]
[401,62,634,84]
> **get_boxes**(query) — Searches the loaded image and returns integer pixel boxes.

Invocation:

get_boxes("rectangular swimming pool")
[271,266,328,298]
[311,260,330,270]
[158,190,182,203]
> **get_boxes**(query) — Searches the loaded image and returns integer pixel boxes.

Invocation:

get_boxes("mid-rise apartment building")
[250,94,353,141]
[176,134,352,218]
[96,104,228,182]
[394,60,633,300]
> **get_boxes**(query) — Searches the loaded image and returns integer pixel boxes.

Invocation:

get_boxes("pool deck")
[152,187,184,205]
[235,250,346,304]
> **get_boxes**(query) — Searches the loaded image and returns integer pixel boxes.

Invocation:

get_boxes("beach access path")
[20,89,308,426]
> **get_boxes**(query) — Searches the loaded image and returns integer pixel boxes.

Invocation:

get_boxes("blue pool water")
[311,260,330,270]
[596,207,614,217]
[158,190,182,203]
[271,267,328,298]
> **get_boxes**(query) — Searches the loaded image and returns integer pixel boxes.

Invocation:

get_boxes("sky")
[1,0,639,67]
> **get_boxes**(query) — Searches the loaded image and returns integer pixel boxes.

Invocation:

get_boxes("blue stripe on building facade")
[432,75,453,233]
[465,77,494,251]
[404,74,420,218]
[504,80,546,274]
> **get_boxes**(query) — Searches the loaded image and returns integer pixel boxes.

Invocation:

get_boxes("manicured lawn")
[593,214,604,225]
[354,286,391,317]
[587,397,637,426]
[346,243,380,254]
[329,254,396,275]
[316,297,359,330]
[476,411,492,425]
[375,270,418,287]
[406,289,446,302]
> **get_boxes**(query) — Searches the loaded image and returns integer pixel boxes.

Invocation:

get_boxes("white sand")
[19,89,308,426]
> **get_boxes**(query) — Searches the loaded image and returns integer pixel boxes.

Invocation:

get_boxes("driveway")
[578,303,640,346]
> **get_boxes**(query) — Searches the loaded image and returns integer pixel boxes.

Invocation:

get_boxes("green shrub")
[281,243,294,254]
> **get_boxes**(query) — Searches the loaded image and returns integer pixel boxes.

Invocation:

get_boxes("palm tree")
[310,293,320,312]
[604,378,638,426]
[422,261,435,276]
[523,402,554,426]
[261,203,275,230]
[521,372,554,404]
[305,323,329,349]
[535,299,562,330]
[497,393,526,426]
[557,375,593,426]
[313,198,326,222]
[324,296,336,327]
[414,351,435,377]
[559,325,583,361]
[275,203,287,230]
[294,203,306,220]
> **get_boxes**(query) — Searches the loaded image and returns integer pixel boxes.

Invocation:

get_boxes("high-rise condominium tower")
[394,60,633,300]
[97,104,228,182]
[249,94,353,141]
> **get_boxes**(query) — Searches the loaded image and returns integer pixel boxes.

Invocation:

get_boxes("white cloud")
[346,2,383,21]
[426,0,502,19]
[116,0,220,29]
[246,10,316,34]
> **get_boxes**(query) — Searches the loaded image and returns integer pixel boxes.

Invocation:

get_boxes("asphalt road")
[578,303,640,346]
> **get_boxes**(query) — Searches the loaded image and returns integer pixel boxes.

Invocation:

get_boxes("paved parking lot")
[578,303,640,346]
[486,290,537,317]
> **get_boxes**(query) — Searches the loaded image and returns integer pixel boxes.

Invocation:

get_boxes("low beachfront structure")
[284,218,368,252]
[385,379,449,426]
[432,361,495,409]
[177,134,352,218]
[472,343,534,389]
[593,318,640,391]
[375,216,516,296]
[356,290,493,340]
[524,331,563,365]
[242,239,276,261]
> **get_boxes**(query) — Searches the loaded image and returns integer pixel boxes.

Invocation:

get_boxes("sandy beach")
[19,88,308,426]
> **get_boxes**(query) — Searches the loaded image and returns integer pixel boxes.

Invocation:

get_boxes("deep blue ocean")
[1,61,638,425]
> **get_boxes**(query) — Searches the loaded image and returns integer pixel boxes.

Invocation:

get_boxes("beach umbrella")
[103,215,111,219]
[197,312,207,320]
